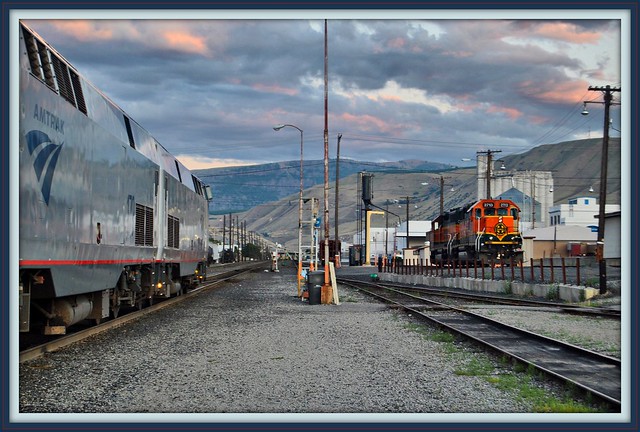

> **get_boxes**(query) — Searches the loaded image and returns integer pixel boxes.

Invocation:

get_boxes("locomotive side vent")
[50,54,75,105]
[167,215,180,248]
[69,70,87,114]
[22,24,88,116]
[135,203,154,246]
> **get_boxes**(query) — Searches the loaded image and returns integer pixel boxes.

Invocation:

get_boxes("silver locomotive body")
[18,23,212,333]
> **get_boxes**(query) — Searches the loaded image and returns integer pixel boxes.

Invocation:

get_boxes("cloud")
[163,30,209,56]
[20,17,622,169]
[534,22,601,44]
[47,20,117,41]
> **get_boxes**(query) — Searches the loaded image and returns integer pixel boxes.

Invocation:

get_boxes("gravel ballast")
[18,265,620,422]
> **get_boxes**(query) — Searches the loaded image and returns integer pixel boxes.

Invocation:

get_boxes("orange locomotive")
[430,199,523,264]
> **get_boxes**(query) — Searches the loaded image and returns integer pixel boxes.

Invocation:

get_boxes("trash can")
[307,271,324,305]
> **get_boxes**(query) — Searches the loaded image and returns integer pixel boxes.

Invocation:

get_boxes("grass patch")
[546,283,560,301]
[399,318,603,412]
[403,322,431,338]
[341,295,358,303]
[455,357,494,376]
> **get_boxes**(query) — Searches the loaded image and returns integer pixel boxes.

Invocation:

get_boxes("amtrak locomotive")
[18,22,212,334]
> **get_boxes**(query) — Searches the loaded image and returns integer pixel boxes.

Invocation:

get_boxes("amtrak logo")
[26,130,63,205]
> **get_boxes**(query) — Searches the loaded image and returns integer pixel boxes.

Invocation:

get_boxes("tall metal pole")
[402,196,410,251]
[322,19,331,296]
[439,176,444,216]
[385,201,389,257]
[273,124,304,296]
[299,130,303,296]
[334,133,342,266]
[477,149,501,199]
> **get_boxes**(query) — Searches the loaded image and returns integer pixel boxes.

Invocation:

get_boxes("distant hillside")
[207,138,621,250]
[195,159,453,214]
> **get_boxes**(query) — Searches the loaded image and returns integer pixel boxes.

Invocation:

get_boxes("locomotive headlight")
[195,269,199,274]
[156,282,163,289]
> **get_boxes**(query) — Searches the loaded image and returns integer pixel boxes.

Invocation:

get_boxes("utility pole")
[334,133,342,266]
[439,175,452,216]
[585,85,620,294]
[222,215,226,262]
[322,19,331,302]
[402,196,411,250]
[477,149,501,199]
[385,201,389,257]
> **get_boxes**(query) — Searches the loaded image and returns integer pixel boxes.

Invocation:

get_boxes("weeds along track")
[338,277,621,410]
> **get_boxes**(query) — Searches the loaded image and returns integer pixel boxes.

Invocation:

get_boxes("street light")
[273,124,304,297]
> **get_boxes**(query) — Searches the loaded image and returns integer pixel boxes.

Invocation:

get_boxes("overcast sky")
[20,10,624,170]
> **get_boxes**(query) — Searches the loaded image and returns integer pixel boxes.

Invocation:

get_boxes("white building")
[395,220,432,251]
[353,226,397,260]
[549,197,621,229]
[476,154,554,230]
[604,211,621,263]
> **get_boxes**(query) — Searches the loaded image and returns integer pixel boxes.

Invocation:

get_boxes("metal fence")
[382,257,618,288]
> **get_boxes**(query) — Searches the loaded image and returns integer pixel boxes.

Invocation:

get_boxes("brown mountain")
[213,138,621,250]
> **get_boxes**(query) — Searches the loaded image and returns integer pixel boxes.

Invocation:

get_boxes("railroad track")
[339,278,622,410]
[20,261,268,363]
[363,279,621,319]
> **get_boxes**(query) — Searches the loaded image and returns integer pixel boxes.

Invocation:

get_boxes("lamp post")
[273,124,304,297]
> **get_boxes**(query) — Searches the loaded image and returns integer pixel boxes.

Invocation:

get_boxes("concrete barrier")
[379,272,598,303]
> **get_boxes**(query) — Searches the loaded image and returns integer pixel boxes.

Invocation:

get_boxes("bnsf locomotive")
[430,199,523,265]
[18,23,212,334]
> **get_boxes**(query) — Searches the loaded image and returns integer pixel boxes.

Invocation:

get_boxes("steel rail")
[339,277,620,319]
[340,278,622,410]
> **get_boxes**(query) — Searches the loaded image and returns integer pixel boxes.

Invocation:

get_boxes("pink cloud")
[252,83,298,96]
[163,31,208,55]
[519,79,590,104]
[340,112,394,133]
[380,94,403,102]
[49,20,114,41]
[387,37,406,49]
[487,105,523,120]
[535,22,601,44]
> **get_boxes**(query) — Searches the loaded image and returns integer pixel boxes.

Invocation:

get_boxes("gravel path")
[19,266,615,420]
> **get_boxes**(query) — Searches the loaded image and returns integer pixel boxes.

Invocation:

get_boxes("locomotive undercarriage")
[430,236,523,267]
[20,262,206,335]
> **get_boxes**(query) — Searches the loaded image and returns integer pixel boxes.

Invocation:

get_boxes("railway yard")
[18,261,624,423]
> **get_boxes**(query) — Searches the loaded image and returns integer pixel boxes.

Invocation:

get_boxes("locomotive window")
[475,209,481,219]
[174,160,182,183]
[511,208,519,219]
[485,208,495,216]
[124,116,136,149]
[192,175,202,195]
[497,208,508,216]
